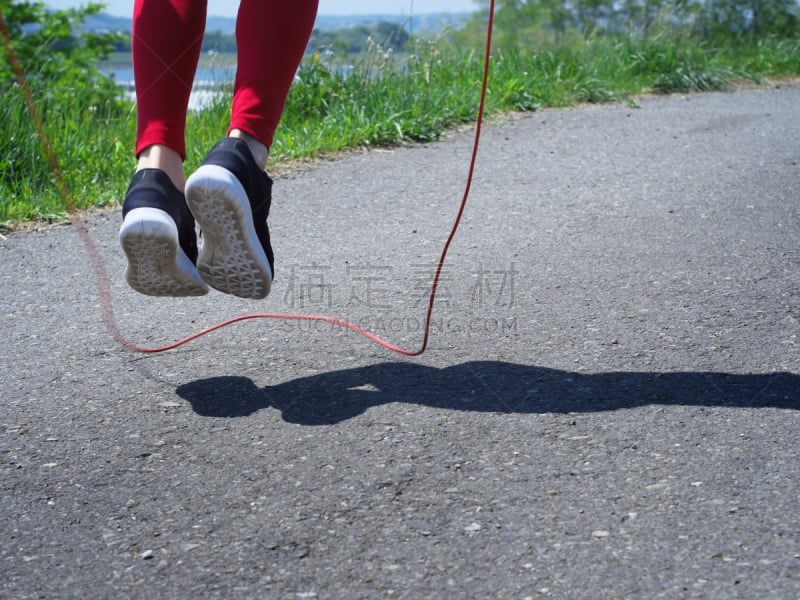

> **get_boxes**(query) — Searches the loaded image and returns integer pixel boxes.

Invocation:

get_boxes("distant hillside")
[82,13,130,32]
[313,13,472,33]
[82,12,472,34]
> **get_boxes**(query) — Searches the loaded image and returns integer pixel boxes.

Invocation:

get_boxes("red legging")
[132,0,318,159]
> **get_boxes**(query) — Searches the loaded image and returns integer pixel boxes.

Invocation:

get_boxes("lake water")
[105,65,236,110]
[104,63,354,109]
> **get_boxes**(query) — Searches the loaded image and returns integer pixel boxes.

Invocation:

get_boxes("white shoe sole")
[119,207,208,297]
[185,164,273,299]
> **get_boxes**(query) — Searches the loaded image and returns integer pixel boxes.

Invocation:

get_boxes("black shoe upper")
[200,137,275,275]
[122,169,199,264]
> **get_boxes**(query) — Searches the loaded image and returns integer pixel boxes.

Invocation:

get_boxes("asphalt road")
[2,85,799,599]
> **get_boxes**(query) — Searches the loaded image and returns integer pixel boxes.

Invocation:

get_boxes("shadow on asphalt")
[175,361,799,424]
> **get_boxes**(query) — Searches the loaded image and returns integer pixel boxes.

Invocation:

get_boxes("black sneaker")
[119,169,208,297]
[185,137,274,299]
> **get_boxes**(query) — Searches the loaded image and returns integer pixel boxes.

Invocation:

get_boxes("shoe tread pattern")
[120,209,208,297]
[187,167,272,299]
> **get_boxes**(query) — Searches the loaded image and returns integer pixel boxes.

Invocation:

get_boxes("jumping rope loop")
[0,1,495,356]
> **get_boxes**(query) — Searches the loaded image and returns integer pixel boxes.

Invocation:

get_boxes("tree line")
[454,0,799,48]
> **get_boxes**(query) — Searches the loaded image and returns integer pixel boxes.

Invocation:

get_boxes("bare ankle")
[229,129,268,170]
[137,145,185,192]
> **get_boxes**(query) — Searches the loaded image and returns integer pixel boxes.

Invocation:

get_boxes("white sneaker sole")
[119,207,208,297]
[185,164,273,299]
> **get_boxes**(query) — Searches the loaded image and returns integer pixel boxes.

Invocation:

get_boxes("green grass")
[2,34,799,226]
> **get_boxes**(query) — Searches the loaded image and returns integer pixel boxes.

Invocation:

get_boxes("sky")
[44,1,479,17]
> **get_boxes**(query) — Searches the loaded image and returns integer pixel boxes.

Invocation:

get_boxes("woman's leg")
[229,0,319,169]
[180,0,319,299]
[132,0,207,188]
[119,0,209,297]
